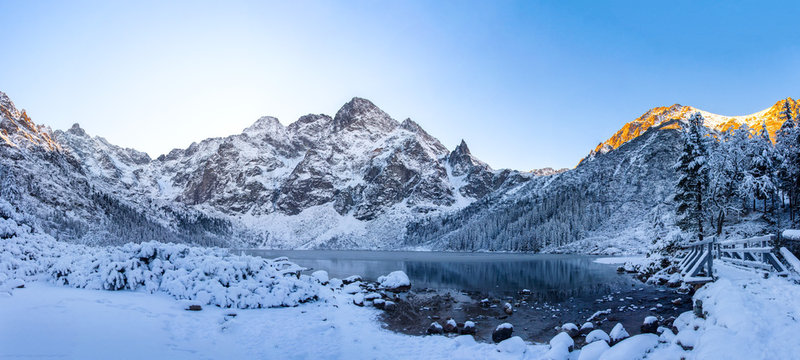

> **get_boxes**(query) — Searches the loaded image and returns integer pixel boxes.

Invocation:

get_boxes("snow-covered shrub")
[0,215,320,308]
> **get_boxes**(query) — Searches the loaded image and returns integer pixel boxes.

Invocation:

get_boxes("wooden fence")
[717,234,789,275]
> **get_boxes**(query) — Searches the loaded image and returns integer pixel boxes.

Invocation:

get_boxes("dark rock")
[186,305,202,311]
[373,299,385,309]
[492,323,513,343]
[427,322,443,335]
[383,301,397,311]
[343,275,362,285]
[460,321,476,335]
[693,300,704,319]
[503,302,513,315]
[579,322,594,336]
[641,316,659,334]
[561,322,579,338]
[443,319,458,333]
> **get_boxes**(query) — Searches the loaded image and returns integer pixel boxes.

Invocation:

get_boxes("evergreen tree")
[675,112,710,241]
[776,100,800,223]
[748,123,778,214]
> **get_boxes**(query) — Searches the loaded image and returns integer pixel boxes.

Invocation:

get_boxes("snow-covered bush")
[0,212,320,308]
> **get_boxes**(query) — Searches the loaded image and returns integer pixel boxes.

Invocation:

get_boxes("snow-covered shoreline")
[4,205,800,359]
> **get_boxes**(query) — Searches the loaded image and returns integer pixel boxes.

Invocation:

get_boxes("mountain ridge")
[0,90,794,252]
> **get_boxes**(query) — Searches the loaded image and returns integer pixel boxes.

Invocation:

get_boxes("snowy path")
[0,283,548,360]
[685,263,800,359]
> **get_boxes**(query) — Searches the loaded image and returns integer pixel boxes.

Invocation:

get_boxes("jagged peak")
[453,139,471,155]
[243,116,284,135]
[67,123,88,137]
[332,97,396,132]
[0,91,21,121]
[400,118,421,132]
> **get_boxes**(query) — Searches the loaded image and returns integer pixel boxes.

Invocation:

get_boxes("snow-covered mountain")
[1,92,527,248]
[1,91,794,252]
[581,98,800,164]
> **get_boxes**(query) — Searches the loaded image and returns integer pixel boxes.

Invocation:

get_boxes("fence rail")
[678,240,714,284]
[678,230,800,283]
[717,234,789,275]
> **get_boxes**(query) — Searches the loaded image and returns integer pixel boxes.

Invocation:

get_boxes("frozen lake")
[243,250,634,302]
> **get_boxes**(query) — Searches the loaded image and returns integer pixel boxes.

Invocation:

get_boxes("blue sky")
[1,1,798,170]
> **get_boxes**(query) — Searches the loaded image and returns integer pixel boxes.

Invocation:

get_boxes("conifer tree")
[675,112,710,241]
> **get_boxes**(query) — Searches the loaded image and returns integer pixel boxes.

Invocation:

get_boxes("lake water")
[244,250,633,302]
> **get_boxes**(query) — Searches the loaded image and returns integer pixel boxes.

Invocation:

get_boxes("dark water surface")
[243,250,633,302]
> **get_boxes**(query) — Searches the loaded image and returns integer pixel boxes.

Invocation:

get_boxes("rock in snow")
[460,321,476,335]
[427,322,443,335]
[597,334,658,360]
[496,336,526,355]
[609,323,630,345]
[443,318,458,333]
[311,270,329,285]
[585,329,611,344]
[377,271,411,292]
[561,322,579,337]
[578,340,610,360]
[641,316,659,334]
[492,323,513,343]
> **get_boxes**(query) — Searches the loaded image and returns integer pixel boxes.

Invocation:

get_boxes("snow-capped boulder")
[377,271,410,292]
[609,323,630,345]
[598,334,658,360]
[578,340,609,360]
[352,293,365,306]
[549,332,574,352]
[427,322,443,335]
[342,282,362,294]
[460,320,476,335]
[586,329,610,344]
[496,336,526,355]
[443,318,458,333]
[492,323,513,343]
[383,300,397,311]
[343,275,363,285]
[311,270,329,285]
[641,316,659,334]
[328,278,343,288]
[503,302,513,315]
[561,322,579,337]
[579,322,594,336]
[372,298,385,309]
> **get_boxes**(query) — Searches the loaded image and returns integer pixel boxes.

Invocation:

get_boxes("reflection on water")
[243,250,630,302]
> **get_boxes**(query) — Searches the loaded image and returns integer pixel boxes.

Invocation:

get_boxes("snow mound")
[496,336,526,355]
[0,217,320,309]
[578,340,609,360]
[377,270,410,290]
[598,334,658,360]
[585,329,611,344]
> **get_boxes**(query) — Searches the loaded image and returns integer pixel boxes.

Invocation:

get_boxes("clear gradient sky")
[1,1,799,170]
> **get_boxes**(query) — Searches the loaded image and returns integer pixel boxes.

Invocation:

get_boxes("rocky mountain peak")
[453,139,471,156]
[332,97,396,132]
[0,93,61,152]
[0,91,20,120]
[67,123,88,137]
[243,116,284,135]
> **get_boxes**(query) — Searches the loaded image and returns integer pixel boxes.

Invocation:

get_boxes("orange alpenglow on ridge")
[586,97,799,160]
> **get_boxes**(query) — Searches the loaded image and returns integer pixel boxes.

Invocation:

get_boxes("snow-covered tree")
[707,129,743,235]
[746,123,779,214]
[776,101,800,223]
[675,112,710,241]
